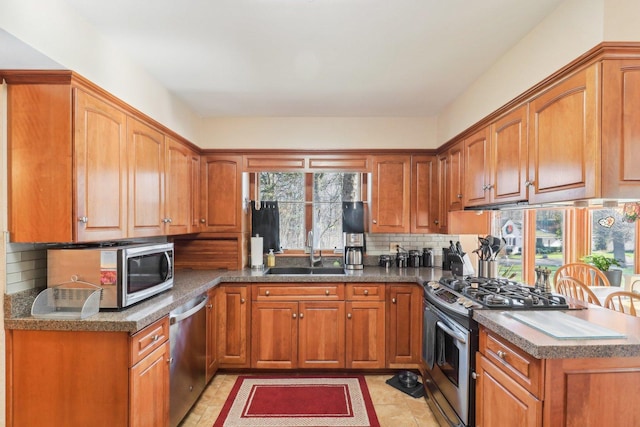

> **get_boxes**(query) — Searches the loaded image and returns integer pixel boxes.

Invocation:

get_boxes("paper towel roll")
[251,236,264,268]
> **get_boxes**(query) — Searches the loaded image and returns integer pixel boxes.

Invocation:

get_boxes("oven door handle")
[436,320,467,344]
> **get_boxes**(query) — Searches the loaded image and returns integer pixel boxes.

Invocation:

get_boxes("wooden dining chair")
[555,276,603,306]
[604,291,640,316]
[553,262,611,287]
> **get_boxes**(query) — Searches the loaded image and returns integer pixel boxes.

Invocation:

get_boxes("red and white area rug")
[213,375,381,427]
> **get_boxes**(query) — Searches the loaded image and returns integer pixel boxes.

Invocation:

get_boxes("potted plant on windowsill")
[582,254,623,286]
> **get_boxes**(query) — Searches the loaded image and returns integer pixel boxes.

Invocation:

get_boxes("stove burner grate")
[461,278,569,309]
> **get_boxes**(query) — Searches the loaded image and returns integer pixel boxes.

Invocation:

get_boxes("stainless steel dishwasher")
[169,293,208,427]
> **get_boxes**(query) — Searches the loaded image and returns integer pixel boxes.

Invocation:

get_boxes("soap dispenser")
[267,249,276,267]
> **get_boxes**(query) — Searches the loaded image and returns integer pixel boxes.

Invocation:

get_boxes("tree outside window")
[590,208,635,275]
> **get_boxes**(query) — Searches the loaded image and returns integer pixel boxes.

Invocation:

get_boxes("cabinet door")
[74,89,128,242]
[190,153,202,232]
[298,301,345,369]
[602,59,640,198]
[128,117,165,237]
[217,286,250,367]
[490,105,528,204]
[206,287,218,382]
[346,301,385,369]
[251,301,299,369]
[371,155,411,233]
[435,153,449,233]
[201,155,245,232]
[475,354,542,427]
[130,341,170,427]
[464,128,490,206]
[528,65,599,204]
[387,284,422,368]
[411,155,436,233]
[448,142,464,211]
[164,137,192,235]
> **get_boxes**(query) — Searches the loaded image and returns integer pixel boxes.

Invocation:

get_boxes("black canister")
[422,248,433,268]
[379,254,392,269]
[408,250,421,268]
[396,253,408,268]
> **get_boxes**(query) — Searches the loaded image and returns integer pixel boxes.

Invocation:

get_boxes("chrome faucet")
[307,230,323,267]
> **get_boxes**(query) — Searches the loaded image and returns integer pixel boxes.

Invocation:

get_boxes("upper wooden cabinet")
[463,127,491,206]
[601,59,640,198]
[527,64,599,204]
[200,155,248,233]
[8,83,129,242]
[435,153,449,233]
[370,155,411,233]
[5,73,200,243]
[410,155,437,233]
[165,137,197,235]
[448,141,465,211]
[464,106,528,207]
[127,117,166,237]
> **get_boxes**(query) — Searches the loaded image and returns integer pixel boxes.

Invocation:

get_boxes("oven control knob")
[427,281,440,289]
[457,297,474,308]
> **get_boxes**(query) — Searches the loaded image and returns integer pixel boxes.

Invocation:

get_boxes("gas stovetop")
[426,276,572,312]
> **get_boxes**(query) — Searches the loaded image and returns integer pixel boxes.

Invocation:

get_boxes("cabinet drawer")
[130,316,170,366]
[252,284,344,300]
[479,327,543,398]
[346,284,385,301]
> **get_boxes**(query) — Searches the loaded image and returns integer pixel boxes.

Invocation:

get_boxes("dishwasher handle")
[170,296,209,325]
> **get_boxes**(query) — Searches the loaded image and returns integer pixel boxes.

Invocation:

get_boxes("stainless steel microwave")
[47,242,174,310]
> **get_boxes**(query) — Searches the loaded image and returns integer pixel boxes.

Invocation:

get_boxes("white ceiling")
[9,0,566,117]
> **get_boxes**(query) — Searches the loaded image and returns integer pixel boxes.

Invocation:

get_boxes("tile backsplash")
[4,234,460,294]
[5,242,48,294]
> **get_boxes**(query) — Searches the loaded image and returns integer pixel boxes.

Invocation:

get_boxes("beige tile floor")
[179,373,440,427]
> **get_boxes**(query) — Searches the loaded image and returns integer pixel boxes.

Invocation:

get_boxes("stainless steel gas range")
[422,276,577,427]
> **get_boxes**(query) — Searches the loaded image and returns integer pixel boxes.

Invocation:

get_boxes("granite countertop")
[4,266,437,333]
[474,306,640,359]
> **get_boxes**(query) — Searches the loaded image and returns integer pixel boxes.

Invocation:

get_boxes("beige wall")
[198,116,438,150]
[436,0,605,143]
[0,0,201,143]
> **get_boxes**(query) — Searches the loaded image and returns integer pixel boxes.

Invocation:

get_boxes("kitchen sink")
[265,266,346,275]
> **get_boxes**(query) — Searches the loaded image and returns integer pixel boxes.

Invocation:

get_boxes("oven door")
[423,299,471,427]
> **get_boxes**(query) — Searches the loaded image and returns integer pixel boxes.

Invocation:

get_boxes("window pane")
[590,208,635,275]
[313,173,361,250]
[259,172,305,250]
[535,209,564,280]
[495,210,524,282]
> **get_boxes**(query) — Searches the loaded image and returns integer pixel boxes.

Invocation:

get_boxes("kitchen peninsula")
[5,267,640,427]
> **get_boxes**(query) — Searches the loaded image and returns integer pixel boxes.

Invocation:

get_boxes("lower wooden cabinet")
[386,284,422,368]
[346,284,386,369]
[217,285,251,368]
[130,341,171,427]
[206,286,219,381]
[6,317,170,427]
[475,354,542,427]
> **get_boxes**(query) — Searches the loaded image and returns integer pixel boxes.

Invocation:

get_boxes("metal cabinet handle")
[200,218,206,223]
[152,334,160,342]
[325,289,330,296]
[265,290,270,296]
[525,180,535,188]
[392,298,397,304]
[78,216,88,224]
[457,193,463,199]
[293,313,297,319]
[434,219,439,225]
[472,372,478,380]
[497,350,507,359]
[299,313,304,319]
[206,304,213,309]
[347,313,352,319]
[167,357,173,364]
[364,289,369,296]
[372,219,377,224]
[240,298,245,304]
[486,184,493,190]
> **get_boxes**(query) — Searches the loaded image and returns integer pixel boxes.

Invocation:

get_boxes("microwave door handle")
[162,252,172,281]
[436,321,467,344]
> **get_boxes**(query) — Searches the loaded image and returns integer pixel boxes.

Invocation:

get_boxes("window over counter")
[256,172,362,252]
[590,207,636,276]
